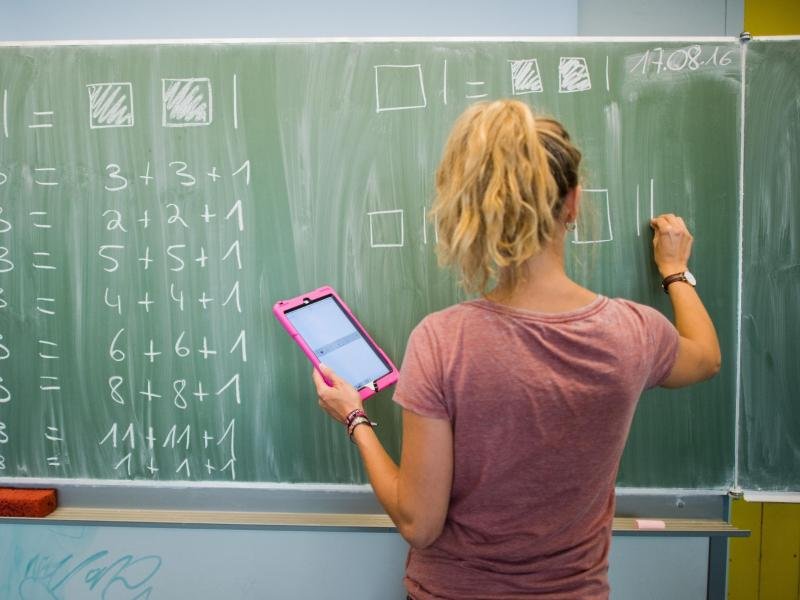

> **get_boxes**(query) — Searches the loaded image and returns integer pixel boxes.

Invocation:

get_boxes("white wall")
[0,522,710,600]
[578,0,744,36]
[0,0,747,41]
[0,0,578,40]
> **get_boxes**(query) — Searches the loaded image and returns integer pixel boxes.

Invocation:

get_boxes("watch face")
[684,270,697,286]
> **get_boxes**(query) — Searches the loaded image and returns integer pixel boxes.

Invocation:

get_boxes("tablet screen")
[285,295,391,389]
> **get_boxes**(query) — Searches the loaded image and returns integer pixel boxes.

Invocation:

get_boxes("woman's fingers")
[651,213,693,276]
[311,367,328,395]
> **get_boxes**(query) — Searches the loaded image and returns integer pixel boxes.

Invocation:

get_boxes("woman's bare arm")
[651,214,721,387]
[313,366,452,548]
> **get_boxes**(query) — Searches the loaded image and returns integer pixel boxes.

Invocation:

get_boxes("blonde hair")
[431,100,582,294]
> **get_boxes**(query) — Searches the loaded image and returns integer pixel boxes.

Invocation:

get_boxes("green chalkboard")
[0,40,743,488]
[740,38,800,492]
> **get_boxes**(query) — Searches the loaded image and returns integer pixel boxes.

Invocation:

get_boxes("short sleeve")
[642,306,681,389]
[392,318,450,420]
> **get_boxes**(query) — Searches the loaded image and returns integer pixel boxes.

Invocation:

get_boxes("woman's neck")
[485,239,597,313]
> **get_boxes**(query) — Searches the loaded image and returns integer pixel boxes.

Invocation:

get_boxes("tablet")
[273,286,399,400]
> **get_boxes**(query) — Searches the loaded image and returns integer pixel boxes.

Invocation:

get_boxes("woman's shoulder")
[416,297,673,333]
[602,298,678,345]
[416,300,486,329]
[408,301,486,346]
[605,297,672,323]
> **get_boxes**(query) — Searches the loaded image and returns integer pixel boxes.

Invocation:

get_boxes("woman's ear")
[563,186,581,223]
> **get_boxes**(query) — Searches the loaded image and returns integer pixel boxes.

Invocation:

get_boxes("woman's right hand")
[650,213,693,277]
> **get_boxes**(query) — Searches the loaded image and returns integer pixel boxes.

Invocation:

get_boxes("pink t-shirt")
[393,296,679,600]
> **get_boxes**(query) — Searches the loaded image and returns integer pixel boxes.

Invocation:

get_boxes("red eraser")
[0,488,57,517]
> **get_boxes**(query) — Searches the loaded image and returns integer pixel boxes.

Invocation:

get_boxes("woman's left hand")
[312,364,363,423]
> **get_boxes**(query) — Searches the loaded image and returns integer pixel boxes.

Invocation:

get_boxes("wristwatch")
[662,270,696,294]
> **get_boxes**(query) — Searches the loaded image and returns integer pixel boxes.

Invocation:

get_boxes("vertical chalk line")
[443,60,448,105]
[233,74,238,130]
[649,178,654,218]
[605,55,610,91]
[636,184,640,236]
[2,89,7,138]
[733,42,747,493]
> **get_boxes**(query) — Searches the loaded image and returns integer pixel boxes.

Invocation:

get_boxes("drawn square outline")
[368,209,404,248]
[558,57,592,94]
[509,59,544,95]
[161,77,213,127]
[374,65,427,113]
[572,189,613,244]
[86,82,134,129]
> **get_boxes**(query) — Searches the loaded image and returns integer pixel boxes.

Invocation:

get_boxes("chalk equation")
[0,149,248,477]
[99,419,237,478]
[374,46,736,112]
[96,157,247,479]
[2,74,240,134]
[367,180,661,249]
[374,56,601,112]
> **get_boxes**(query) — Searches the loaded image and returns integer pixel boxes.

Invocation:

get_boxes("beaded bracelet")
[347,415,377,442]
[344,408,368,429]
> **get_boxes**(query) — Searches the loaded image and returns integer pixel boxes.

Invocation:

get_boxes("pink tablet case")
[273,286,399,400]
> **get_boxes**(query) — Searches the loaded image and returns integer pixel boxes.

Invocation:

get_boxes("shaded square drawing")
[509,59,544,94]
[162,77,213,127]
[374,65,427,113]
[559,57,592,93]
[87,82,134,129]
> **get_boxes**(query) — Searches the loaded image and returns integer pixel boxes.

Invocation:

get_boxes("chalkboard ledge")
[0,507,749,538]
[740,491,800,503]
[0,479,736,519]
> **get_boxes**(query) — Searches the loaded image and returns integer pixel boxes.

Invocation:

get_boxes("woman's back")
[395,296,678,600]
[311,100,719,600]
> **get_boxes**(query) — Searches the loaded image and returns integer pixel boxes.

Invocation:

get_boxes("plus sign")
[201,205,216,223]
[146,426,156,448]
[146,456,160,474]
[139,379,161,402]
[194,381,209,403]
[206,167,221,182]
[138,292,154,312]
[144,339,162,363]
[198,292,214,309]
[198,337,217,359]
[195,247,208,268]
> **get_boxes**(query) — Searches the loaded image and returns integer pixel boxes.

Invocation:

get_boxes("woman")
[313,100,720,599]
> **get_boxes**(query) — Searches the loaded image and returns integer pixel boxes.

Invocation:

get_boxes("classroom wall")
[578,0,744,36]
[0,3,743,600]
[0,0,578,39]
[0,521,711,600]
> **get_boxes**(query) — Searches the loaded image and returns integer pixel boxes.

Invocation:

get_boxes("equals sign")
[45,426,63,441]
[38,340,59,359]
[29,111,55,129]
[30,211,51,229]
[36,297,55,315]
[32,252,56,270]
[40,376,60,391]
